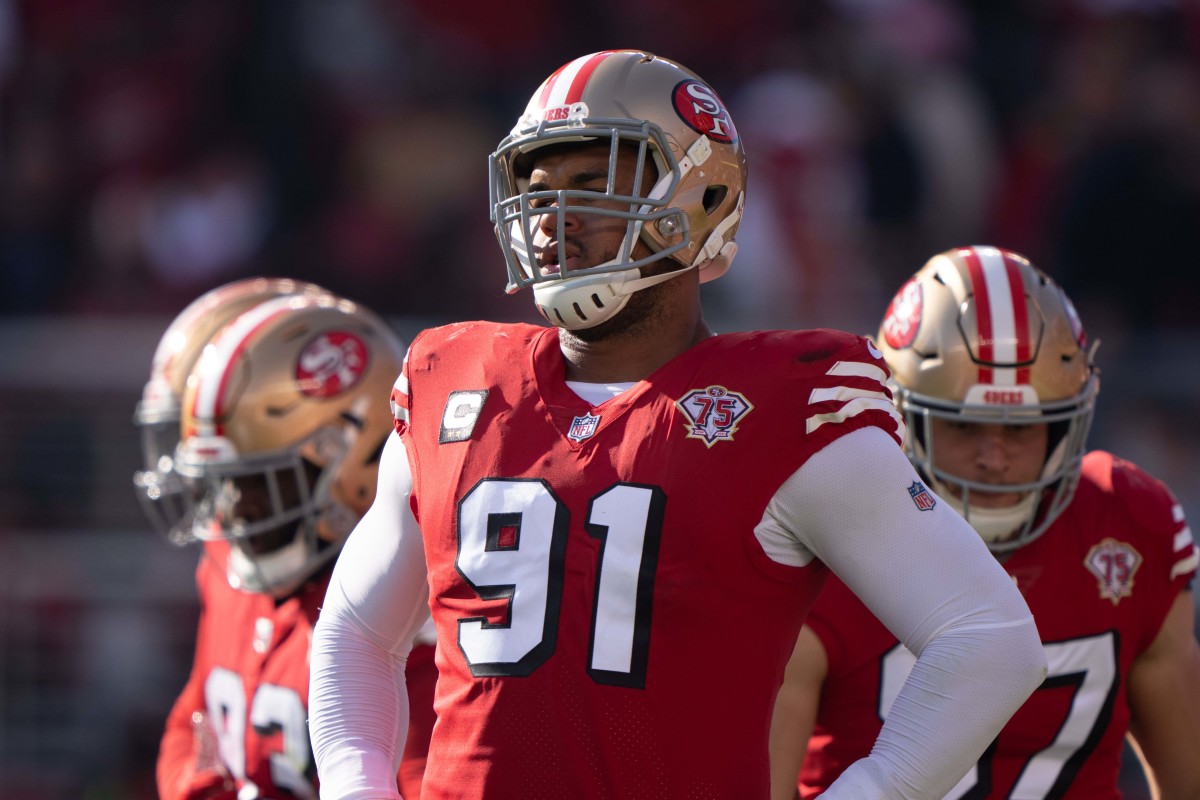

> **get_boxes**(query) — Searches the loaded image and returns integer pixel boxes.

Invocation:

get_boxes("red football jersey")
[799,451,1197,800]
[394,322,902,799]
[157,541,436,800]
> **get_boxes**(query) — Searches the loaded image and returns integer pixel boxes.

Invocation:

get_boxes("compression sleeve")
[309,434,431,800]
[763,426,1046,799]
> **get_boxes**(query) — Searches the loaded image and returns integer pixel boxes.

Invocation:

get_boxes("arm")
[770,625,827,800]
[1126,590,1200,800]
[309,434,431,800]
[766,427,1046,800]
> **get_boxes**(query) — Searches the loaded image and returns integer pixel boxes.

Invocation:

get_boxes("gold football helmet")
[133,277,332,541]
[174,294,404,597]
[877,245,1099,552]
[490,50,747,329]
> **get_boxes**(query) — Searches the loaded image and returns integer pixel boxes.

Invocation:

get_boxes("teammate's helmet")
[877,246,1099,552]
[173,294,404,597]
[133,277,332,541]
[490,50,747,330]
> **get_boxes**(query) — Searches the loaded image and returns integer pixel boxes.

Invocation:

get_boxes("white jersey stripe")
[978,246,1018,386]
[1173,503,1186,523]
[1171,546,1199,580]
[809,386,892,405]
[827,360,889,385]
[806,397,905,436]
[1174,525,1194,552]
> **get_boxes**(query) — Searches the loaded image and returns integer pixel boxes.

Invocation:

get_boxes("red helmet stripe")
[1002,251,1032,383]
[564,50,617,104]
[537,62,572,109]
[960,247,994,384]
[191,298,299,437]
[539,51,619,110]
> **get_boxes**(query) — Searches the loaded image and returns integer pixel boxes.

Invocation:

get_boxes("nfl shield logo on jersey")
[1085,538,1142,605]
[675,385,754,447]
[907,481,936,511]
[567,412,601,442]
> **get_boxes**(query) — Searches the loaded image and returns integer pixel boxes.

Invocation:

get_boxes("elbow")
[1017,619,1049,690]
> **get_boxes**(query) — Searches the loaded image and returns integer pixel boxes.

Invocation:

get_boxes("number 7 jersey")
[392,321,903,799]
[798,451,1197,800]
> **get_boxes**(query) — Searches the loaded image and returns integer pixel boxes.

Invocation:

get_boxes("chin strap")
[695,192,744,284]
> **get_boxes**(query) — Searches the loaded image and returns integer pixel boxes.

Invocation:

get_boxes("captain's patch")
[440,390,488,443]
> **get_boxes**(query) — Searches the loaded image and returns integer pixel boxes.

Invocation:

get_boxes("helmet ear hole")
[703,186,728,214]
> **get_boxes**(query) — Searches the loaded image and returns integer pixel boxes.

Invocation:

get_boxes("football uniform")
[393,321,901,799]
[798,451,1198,800]
[157,541,435,800]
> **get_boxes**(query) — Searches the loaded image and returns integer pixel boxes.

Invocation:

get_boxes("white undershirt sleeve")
[760,427,1046,799]
[309,434,430,800]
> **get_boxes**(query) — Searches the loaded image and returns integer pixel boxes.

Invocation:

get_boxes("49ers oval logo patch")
[296,331,368,398]
[672,80,737,144]
[881,278,923,350]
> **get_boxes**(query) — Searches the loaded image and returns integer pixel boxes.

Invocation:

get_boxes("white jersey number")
[204,667,316,799]
[879,631,1118,799]
[456,479,665,688]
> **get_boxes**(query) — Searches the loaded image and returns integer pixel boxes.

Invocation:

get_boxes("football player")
[770,246,1200,799]
[308,51,1048,799]
[142,289,434,800]
[133,277,331,539]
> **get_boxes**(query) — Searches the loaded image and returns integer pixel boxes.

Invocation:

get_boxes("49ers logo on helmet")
[296,331,368,398]
[882,278,922,349]
[672,80,737,144]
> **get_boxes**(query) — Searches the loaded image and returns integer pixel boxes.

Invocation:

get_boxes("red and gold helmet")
[490,50,747,329]
[174,294,404,597]
[132,277,332,540]
[877,245,1099,551]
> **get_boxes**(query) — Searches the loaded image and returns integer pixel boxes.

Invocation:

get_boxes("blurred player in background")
[135,284,434,800]
[133,277,332,539]
[770,246,1200,799]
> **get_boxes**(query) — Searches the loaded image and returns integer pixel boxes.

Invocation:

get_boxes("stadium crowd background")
[1,0,1198,797]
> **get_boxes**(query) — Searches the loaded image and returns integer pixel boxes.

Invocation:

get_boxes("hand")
[181,770,238,800]
[185,710,237,800]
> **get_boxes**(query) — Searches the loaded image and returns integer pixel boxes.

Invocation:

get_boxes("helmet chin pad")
[698,242,737,284]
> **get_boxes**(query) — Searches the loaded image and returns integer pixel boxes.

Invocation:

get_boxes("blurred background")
[1,0,1198,797]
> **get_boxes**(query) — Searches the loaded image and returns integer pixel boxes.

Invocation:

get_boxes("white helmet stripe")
[976,246,1018,386]
[538,51,616,109]
[189,296,305,436]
